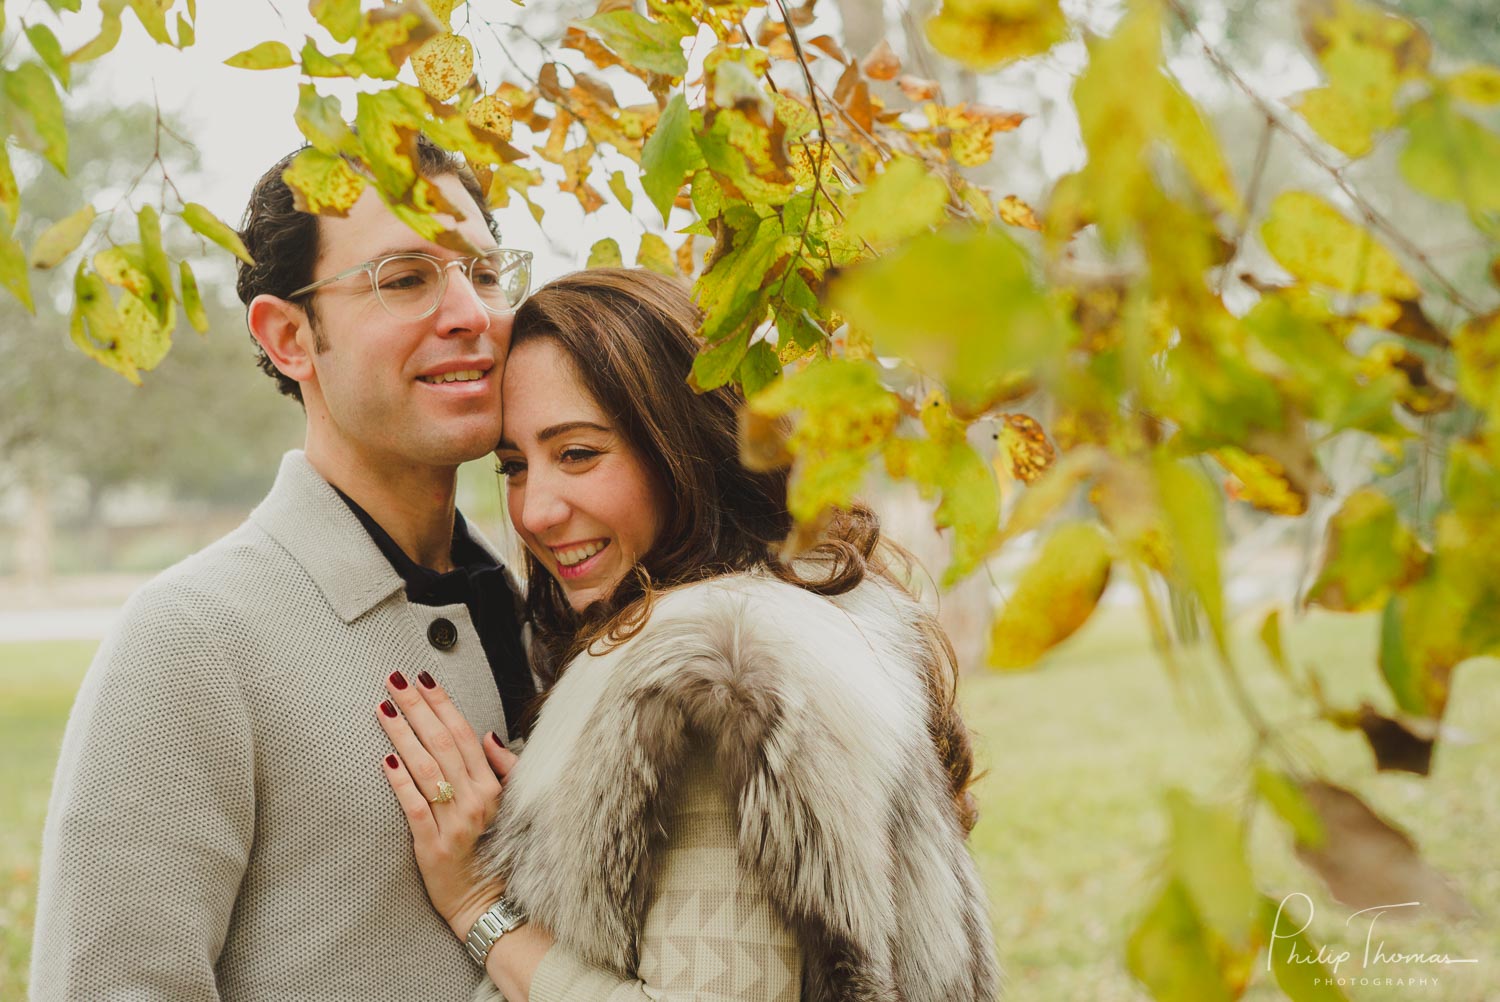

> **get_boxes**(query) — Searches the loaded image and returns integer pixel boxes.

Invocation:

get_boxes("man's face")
[298,175,511,474]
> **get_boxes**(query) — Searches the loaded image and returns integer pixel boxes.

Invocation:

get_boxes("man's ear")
[248,294,317,386]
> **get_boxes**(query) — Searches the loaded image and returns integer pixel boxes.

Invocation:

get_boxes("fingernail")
[385,754,399,769]
[417,671,436,689]
[489,731,506,749]
[380,700,398,718]
[389,671,408,690]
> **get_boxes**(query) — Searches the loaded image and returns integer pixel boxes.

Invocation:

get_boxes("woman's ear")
[247,294,316,387]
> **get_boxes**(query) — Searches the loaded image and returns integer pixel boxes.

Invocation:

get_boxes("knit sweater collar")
[248,450,412,623]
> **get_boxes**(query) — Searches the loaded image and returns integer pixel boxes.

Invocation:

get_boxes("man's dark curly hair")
[236,137,500,403]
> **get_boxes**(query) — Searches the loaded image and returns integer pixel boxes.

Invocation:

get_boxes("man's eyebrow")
[496,421,612,452]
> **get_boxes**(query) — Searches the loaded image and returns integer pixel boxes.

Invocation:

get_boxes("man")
[30,137,534,1001]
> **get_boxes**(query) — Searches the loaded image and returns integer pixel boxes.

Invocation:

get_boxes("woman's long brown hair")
[507,268,978,834]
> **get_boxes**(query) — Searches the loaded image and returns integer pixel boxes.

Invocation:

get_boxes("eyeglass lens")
[373,251,530,319]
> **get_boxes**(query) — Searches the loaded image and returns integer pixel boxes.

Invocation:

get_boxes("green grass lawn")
[3,612,1496,1000]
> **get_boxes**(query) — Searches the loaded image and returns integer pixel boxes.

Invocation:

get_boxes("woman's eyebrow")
[536,421,611,442]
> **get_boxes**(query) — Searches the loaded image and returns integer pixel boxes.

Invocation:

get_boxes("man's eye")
[470,266,501,288]
[381,271,431,290]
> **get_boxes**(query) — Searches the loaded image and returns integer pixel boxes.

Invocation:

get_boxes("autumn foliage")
[3,0,1498,997]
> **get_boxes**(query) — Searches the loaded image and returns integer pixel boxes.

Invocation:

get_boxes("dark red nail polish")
[380,700,397,718]
[385,754,399,769]
[489,731,506,749]
[417,671,436,689]
[389,671,408,690]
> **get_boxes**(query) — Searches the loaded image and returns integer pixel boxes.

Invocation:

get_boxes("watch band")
[464,896,528,967]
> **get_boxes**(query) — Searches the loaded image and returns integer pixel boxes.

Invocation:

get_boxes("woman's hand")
[377,670,519,939]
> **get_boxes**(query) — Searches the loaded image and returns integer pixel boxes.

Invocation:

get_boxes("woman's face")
[496,338,666,612]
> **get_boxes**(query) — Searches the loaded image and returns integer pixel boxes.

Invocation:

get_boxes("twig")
[1165,0,1484,318]
[1216,115,1273,296]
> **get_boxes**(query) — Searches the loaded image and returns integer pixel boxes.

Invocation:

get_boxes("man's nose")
[434,260,493,335]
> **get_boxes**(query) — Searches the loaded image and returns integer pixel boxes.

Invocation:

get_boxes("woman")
[376,269,998,1001]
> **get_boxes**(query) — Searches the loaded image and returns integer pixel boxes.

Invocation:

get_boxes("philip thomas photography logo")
[1268,893,1481,991]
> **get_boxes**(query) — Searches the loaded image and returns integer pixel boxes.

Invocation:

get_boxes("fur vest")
[475,573,999,1000]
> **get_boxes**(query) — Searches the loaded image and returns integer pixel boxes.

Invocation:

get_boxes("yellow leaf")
[607,170,634,211]
[587,237,622,268]
[841,155,949,250]
[987,521,1111,670]
[1216,447,1307,516]
[1,229,33,312]
[282,148,368,216]
[997,194,1040,230]
[1161,75,1243,218]
[995,412,1055,483]
[224,40,294,70]
[422,0,464,27]
[353,0,442,79]
[1448,65,1500,106]
[926,0,1066,71]
[636,233,675,276]
[466,93,514,140]
[30,205,96,270]
[411,32,473,102]
[1260,191,1418,299]
[0,146,18,227]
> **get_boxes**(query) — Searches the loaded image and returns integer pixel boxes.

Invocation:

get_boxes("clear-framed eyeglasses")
[288,248,533,320]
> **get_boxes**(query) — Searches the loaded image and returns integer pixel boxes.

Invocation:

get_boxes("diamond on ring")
[430,781,456,805]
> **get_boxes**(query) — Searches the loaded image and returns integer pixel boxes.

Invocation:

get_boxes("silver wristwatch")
[463,896,528,967]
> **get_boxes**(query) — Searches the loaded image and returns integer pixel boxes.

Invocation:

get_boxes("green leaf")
[1260,191,1418,299]
[1254,767,1326,849]
[68,0,125,64]
[748,357,901,521]
[1378,577,1469,720]
[127,0,174,46]
[311,0,362,43]
[1261,896,1350,1001]
[137,205,174,325]
[689,324,753,392]
[694,209,782,344]
[0,229,35,312]
[45,0,85,11]
[841,156,950,250]
[986,520,1111,669]
[355,88,425,201]
[5,62,69,174]
[1155,459,1226,653]
[829,224,1071,416]
[1164,790,1259,949]
[282,147,368,216]
[179,260,209,333]
[176,11,194,48]
[182,203,254,265]
[300,36,357,77]
[1399,97,1500,216]
[573,10,689,77]
[0,146,18,226]
[30,205,96,270]
[884,394,1000,585]
[607,170,633,212]
[736,340,781,398]
[225,39,294,69]
[1126,879,1235,1002]
[1307,488,1425,612]
[1454,309,1500,425]
[640,94,701,225]
[636,232,675,277]
[1160,75,1242,219]
[294,84,357,156]
[587,237,622,268]
[26,23,72,90]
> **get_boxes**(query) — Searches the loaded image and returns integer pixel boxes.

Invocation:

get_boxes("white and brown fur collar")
[476,572,999,1000]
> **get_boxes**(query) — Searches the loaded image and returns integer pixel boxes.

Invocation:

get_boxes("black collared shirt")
[336,490,535,737]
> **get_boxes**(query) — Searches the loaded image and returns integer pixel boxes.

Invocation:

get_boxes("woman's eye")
[495,459,525,477]
[560,448,600,464]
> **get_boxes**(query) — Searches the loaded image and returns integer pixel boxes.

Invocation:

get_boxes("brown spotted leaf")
[411,33,473,102]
